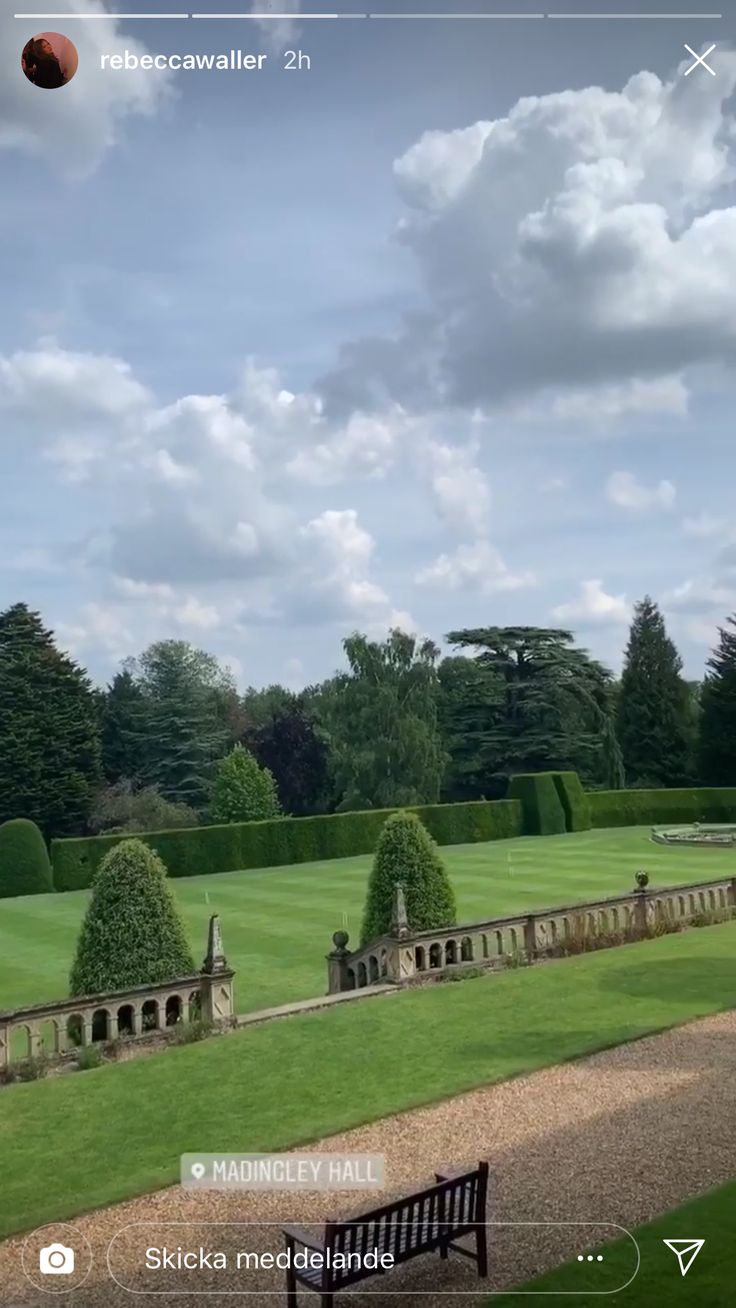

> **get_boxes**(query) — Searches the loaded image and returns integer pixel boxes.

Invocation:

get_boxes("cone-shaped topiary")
[0,818,53,899]
[69,837,195,995]
[360,810,456,946]
[210,744,281,823]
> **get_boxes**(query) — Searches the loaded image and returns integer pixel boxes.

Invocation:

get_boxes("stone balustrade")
[326,875,736,995]
[0,914,235,1073]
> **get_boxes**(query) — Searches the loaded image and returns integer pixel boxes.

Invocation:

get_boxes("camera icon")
[39,1243,75,1275]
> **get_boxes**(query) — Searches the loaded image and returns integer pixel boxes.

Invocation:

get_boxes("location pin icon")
[191,1163,206,1181]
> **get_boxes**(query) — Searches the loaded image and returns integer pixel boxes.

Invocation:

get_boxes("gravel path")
[4,1009,736,1306]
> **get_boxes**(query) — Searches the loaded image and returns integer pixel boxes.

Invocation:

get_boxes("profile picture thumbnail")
[21,31,78,90]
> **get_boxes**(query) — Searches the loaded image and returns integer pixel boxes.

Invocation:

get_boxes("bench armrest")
[282,1224,325,1254]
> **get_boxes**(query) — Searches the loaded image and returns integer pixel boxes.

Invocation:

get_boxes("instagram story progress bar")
[13,9,726,19]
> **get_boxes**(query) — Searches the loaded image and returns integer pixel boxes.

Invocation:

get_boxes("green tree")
[321,629,447,811]
[617,596,692,787]
[0,818,53,898]
[438,655,504,800]
[210,744,280,823]
[130,641,233,811]
[360,811,456,945]
[699,615,736,785]
[0,603,101,836]
[88,781,199,834]
[444,626,610,792]
[100,668,147,784]
[69,838,195,994]
[244,687,331,816]
[600,714,626,790]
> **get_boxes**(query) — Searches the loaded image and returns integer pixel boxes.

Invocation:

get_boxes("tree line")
[1,597,734,839]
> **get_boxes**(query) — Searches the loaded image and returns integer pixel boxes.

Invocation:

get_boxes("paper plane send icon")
[663,1239,705,1276]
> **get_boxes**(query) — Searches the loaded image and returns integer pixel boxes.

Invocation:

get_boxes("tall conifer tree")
[699,615,736,785]
[0,603,101,834]
[617,596,691,787]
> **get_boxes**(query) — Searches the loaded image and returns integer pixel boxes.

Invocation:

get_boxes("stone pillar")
[0,1020,8,1072]
[523,915,538,959]
[200,916,235,1025]
[326,930,351,994]
[729,878,736,909]
[634,889,650,935]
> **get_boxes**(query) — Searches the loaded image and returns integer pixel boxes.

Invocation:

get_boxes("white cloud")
[552,579,631,625]
[551,376,689,423]
[321,54,736,416]
[298,509,414,630]
[682,513,730,540]
[423,440,490,536]
[606,470,676,512]
[416,540,535,595]
[2,1,171,176]
[666,577,736,616]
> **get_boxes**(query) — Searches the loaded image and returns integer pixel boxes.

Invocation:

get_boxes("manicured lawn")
[0,826,729,1015]
[493,1178,735,1304]
[2,920,736,1239]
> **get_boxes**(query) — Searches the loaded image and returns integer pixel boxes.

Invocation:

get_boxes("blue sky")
[1,1,735,688]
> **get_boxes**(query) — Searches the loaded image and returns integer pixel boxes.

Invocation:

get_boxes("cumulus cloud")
[0,342,415,648]
[3,1,171,175]
[416,540,535,595]
[297,510,414,631]
[423,440,491,536]
[552,579,631,625]
[320,53,736,417]
[606,470,676,511]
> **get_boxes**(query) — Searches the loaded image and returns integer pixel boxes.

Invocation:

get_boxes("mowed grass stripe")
[0,827,732,1015]
[2,921,736,1239]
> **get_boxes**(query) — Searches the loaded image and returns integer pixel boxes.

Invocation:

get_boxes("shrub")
[551,772,591,832]
[506,774,566,836]
[210,745,280,824]
[51,798,523,890]
[0,818,53,899]
[588,787,736,829]
[170,1019,213,1045]
[360,811,457,946]
[88,780,198,835]
[69,838,196,995]
[75,1045,102,1071]
[10,1053,49,1082]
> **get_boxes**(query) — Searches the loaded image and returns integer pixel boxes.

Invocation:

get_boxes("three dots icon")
[578,1254,604,1262]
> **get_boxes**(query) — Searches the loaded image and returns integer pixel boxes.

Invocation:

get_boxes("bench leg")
[477,1225,489,1279]
[285,1267,298,1307]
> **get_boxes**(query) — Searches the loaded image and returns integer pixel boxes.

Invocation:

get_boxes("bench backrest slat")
[327,1164,488,1288]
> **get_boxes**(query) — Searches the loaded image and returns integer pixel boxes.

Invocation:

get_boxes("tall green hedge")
[51,798,523,891]
[506,773,567,836]
[0,818,53,898]
[589,787,736,829]
[552,772,592,832]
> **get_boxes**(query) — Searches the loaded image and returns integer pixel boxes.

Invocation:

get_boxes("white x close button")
[684,43,716,76]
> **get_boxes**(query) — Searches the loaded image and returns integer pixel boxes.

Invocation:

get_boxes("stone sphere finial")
[635,870,649,891]
[332,929,350,955]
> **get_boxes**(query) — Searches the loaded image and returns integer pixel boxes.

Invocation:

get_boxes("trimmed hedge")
[589,787,736,829]
[0,818,53,898]
[507,773,567,836]
[552,772,592,832]
[51,798,524,892]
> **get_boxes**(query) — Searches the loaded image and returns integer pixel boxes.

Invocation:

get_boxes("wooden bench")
[282,1161,489,1305]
